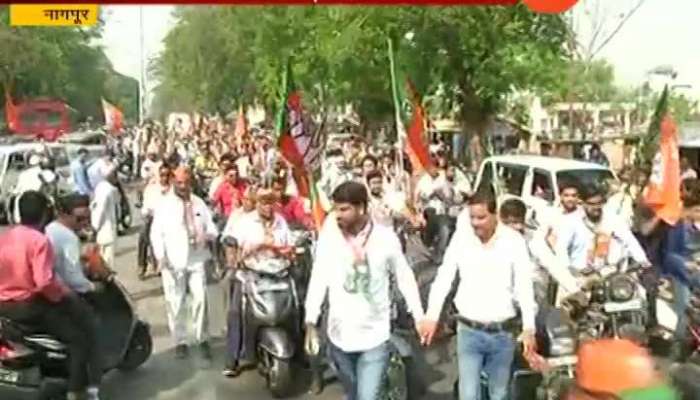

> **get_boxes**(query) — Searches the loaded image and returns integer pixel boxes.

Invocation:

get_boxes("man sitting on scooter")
[0,191,97,400]
[45,193,105,399]
[221,185,295,377]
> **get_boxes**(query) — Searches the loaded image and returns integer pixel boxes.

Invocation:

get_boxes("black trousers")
[137,215,153,269]
[423,208,452,264]
[0,295,101,391]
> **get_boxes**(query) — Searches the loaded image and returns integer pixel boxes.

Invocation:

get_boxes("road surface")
[99,206,459,400]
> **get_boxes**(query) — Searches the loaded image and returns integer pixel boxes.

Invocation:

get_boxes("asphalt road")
[97,205,460,400]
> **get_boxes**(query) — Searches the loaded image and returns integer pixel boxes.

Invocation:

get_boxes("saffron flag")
[4,90,19,132]
[643,115,681,225]
[234,105,248,140]
[101,98,124,135]
[387,38,434,174]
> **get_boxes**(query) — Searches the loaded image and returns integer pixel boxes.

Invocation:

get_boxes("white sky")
[101,1,700,103]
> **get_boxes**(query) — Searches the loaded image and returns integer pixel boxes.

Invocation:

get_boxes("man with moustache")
[150,166,218,361]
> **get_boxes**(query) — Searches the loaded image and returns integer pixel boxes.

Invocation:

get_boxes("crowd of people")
[0,113,698,400]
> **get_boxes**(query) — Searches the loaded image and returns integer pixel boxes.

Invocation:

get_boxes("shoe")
[309,370,324,395]
[200,341,212,361]
[175,344,189,359]
[222,362,241,378]
[138,267,147,281]
[86,386,100,400]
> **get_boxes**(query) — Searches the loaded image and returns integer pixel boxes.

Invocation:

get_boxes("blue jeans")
[673,275,691,340]
[456,324,515,400]
[328,340,391,400]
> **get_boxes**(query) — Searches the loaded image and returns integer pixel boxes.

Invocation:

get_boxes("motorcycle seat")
[0,318,65,351]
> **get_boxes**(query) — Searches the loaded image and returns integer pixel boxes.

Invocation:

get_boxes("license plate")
[546,355,578,368]
[604,298,643,313]
[0,368,19,383]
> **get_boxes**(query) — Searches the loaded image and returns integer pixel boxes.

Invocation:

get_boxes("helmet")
[576,339,659,394]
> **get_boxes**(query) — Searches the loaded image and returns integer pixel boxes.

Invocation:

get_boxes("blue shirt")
[70,159,92,196]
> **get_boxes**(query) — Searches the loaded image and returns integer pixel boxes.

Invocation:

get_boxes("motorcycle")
[222,232,309,398]
[0,278,152,399]
[566,259,648,343]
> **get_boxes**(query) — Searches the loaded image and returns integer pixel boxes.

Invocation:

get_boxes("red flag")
[101,98,124,135]
[643,115,682,225]
[4,90,19,132]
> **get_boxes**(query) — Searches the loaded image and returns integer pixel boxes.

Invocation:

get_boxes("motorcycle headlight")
[609,275,635,302]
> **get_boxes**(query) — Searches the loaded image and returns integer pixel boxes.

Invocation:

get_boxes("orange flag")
[101,98,124,135]
[234,105,248,140]
[4,90,19,132]
[643,115,681,225]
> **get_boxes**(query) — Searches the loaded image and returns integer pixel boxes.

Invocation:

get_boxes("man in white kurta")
[151,166,218,360]
[90,168,120,270]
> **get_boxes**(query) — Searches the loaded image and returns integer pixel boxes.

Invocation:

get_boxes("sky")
[101,1,700,103]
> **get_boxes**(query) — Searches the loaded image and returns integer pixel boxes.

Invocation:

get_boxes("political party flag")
[387,38,434,174]
[274,59,324,198]
[101,98,124,135]
[234,105,248,140]
[643,113,682,225]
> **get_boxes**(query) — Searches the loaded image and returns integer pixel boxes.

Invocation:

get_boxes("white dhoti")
[161,262,209,346]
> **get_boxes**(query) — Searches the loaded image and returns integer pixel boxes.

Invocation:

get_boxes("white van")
[473,155,617,223]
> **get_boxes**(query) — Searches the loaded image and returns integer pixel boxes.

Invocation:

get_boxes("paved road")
[99,208,459,400]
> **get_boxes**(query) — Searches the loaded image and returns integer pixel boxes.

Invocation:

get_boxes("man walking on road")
[90,167,120,270]
[151,166,218,360]
[71,148,93,196]
[138,163,172,279]
[304,181,424,400]
[419,189,537,400]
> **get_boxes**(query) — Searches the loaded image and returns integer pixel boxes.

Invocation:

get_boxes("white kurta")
[150,192,219,345]
[90,180,119,269]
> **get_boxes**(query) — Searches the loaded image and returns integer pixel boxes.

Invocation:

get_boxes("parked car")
[0,141,72,223]
[58,130,109,163]
[473,155,617,226]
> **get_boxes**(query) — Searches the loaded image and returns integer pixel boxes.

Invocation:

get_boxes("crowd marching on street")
[1,110,698,400]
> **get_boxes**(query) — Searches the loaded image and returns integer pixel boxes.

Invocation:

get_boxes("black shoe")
[175,344,189,359]
[200,341,212,361]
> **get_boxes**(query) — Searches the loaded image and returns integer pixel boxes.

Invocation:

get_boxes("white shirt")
[87,158,114,189]
[427,220,537,332]
[142,183,172,217]
[150,193,218,270]
[682,168,698,180]
[415,172,448,214]
[236,157,251,179]
[45,221,94,293]
[229,211,292,274]
[14,166,45,194]
[304,215,424,352]
[140,159,161,183]
[90,180,119,245]
[368,190,406,228]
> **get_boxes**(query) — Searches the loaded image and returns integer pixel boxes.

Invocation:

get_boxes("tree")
[153,5,569,161]
[0,5,138,124]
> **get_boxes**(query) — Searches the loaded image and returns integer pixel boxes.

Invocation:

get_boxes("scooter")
[0,279,152,400]
[222,235,306,398]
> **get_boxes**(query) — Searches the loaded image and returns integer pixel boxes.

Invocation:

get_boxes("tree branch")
[589,0,645,60]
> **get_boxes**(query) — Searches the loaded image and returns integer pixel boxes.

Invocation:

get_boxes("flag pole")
[387,37,408,195]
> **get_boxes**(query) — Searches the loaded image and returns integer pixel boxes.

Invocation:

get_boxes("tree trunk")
[457,84,489,172]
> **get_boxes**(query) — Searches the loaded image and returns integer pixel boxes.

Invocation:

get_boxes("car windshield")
[557,169,615,190]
